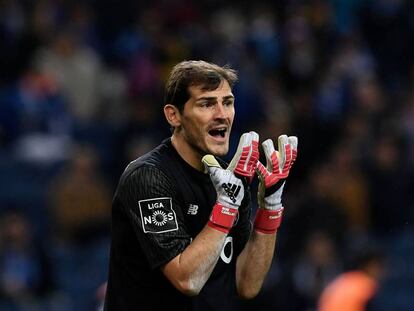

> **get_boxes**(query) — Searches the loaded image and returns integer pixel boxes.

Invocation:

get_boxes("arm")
[236,230,277,299]
[161,225,227,296]
[236,135,298,299]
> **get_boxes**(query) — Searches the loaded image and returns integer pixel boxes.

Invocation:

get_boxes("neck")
[171,134,204,172]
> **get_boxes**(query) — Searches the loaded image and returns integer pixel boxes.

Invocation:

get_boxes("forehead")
[188,80,233,100]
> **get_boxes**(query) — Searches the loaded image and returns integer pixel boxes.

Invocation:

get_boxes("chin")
[202,137,229,157]
[208,145,228,157]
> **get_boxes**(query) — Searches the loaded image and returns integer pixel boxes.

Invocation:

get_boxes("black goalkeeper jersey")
[104,138,252,311]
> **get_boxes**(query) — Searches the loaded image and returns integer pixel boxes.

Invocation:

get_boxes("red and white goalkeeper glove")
[254,134,298,234]
[202,131,259,233]
[227,131,259,184]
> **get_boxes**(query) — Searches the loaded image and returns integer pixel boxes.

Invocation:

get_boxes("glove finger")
[256,159,281,188]
[227,132,252,173]
[262,139,276,172]
[202,155,222,172]
[247,131,260,174]
[288,136,298,167]
[282,144,292,175]
[202,155,225,185]
[277,135,289,172]
[255,161,269,180]
[288,136,298,150]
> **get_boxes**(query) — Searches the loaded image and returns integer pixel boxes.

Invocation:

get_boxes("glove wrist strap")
[254,207,284,234]
[208,202,238,234]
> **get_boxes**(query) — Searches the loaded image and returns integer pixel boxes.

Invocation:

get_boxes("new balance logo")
[187,204,199,215]
[222,183,241,203]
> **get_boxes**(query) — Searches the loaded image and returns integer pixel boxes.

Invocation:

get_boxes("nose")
[214,102,227,119]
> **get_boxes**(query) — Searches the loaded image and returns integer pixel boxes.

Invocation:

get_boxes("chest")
[174,172,216,236]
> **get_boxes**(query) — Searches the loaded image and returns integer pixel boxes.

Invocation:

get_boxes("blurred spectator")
[317,245,386,311]
[97,65,128,126]
[125,135,158,163]
[290,230,342,310]
[350,76,385,125]
[247,8,282,71]
[0,209,54,309]
[95,282,106,311]
[33,27,104,124]
[400,90,414,160]
[364,131,413,236]
[359,0,414,92]
[283,6,317,88]
[257,74,293,141]
[329,140,371,235]
[283,162,349,258]
[48,144,111,246]
[0,67,72,163]
[14,69,73,165]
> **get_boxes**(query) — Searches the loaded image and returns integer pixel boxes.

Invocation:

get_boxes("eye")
[223,99,234,107]
[200,101,215,108]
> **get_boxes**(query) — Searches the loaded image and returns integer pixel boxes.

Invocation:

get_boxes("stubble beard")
[187,131,229,158]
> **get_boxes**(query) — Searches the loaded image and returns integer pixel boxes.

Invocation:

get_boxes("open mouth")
[208,127,227,139]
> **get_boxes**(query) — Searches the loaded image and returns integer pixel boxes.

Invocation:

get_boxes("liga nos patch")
[139,197,178,233]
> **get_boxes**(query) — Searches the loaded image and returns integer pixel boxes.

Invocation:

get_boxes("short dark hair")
[164,60,238,112]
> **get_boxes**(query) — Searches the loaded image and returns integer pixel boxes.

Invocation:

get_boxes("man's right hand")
[202,131,259,233]
[254,134,298,234]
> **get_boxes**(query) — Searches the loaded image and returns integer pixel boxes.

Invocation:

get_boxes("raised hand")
[202,131,259,233]
[254,135,298,233]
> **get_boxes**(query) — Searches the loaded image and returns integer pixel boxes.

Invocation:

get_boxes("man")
[104,60,298,310]
[317,246,386,311]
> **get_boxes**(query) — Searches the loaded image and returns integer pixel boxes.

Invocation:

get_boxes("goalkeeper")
[103,60,298,311]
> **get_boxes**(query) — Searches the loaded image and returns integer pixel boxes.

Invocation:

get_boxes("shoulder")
[119,164,173,195]
[114,156,177,205]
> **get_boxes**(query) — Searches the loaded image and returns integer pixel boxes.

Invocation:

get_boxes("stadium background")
[0,0,413,310]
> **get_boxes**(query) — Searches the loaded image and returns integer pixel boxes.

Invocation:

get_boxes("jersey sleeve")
[116,164,191,269]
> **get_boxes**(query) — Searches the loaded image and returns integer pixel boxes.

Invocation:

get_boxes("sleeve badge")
[138,197,178,233]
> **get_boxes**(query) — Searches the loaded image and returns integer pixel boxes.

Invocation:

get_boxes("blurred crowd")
[0,0,413,310]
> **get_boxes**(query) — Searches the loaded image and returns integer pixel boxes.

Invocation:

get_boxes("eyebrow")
[196,95,235,102]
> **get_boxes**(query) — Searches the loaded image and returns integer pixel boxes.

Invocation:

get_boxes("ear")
[164,104,181,128]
